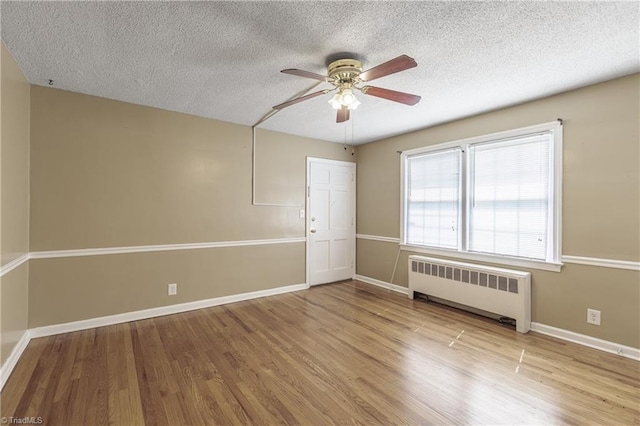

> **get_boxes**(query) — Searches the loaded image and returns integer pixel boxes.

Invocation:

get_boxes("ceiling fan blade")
[273,89,330,110]
[281,69,331,82]
[361,86,421,105]
[359,55,417,82]
[336,105,350,123]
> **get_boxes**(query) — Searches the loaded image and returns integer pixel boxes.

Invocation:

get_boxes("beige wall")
[0,43,30,364]
[29,244,304,327]
[28,86,353,327]
[356,74,640,348]
[1,264,28,363]
[254,128,355,206]
[1,44,30,264]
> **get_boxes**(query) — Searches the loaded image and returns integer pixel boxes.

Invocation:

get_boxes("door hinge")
[307,186,310,197]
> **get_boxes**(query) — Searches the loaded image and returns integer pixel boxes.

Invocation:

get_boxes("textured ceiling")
[1,1,638,145]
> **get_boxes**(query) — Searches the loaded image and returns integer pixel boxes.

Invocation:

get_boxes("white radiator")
[408,255,531,333]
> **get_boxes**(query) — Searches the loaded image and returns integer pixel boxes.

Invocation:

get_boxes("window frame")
[400,121,563,272]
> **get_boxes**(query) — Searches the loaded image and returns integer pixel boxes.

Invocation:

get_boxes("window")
[406,149,461,249]
[401,121,562,271]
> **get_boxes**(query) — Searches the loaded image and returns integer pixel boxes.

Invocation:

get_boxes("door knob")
[310,228,316,233]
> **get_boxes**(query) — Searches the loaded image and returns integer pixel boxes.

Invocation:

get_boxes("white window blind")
[469,134,552,261]
[406,149,461,249]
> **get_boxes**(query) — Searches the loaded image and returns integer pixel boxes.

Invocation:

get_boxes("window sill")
[399,244,563,272]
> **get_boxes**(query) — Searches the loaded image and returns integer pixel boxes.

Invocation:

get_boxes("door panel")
[332,169,352,185]
[311,188,330,231]
[331,190,350,230]
[307,159,355,286]
[333,238,349,270]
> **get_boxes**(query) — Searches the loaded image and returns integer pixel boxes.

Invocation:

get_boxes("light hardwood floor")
[2,280,639,425]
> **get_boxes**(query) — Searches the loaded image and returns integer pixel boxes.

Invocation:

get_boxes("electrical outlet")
[587,308,601,325]
[168,283,177,296]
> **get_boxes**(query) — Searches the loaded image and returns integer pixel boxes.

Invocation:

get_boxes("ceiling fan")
[272,55,421,123]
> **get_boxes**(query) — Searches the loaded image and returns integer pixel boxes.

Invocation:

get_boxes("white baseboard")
[354,274,409,295]
[354,276,638,361]
[29,282,308,339]
[2,282,308,390]
[0,330,31,391]
[530,322,639,361]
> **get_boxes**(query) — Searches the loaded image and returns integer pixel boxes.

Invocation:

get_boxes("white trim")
[355,234,639,272]
[401,244,563,273]
[0,330,31,391]
[29,237,306,259]
[562,255,640,271]
[30,283,308,337]
[29,283,308,338]
[306,157,357,167]
[552,121,563,266]
[0,253,29,277]
[356,234,401,244]
[401,121,564,157]
[355,233,640,273]
[531,322,640,361]
[354,274,409,295]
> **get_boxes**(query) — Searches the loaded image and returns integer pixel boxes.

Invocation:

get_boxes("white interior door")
[307,158,356,286]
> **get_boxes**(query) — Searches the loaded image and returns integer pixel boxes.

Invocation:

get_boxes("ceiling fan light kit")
[274,55,421,123]
[328,89,361,110]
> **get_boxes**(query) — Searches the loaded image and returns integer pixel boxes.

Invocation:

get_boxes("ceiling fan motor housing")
[328,59,363,86]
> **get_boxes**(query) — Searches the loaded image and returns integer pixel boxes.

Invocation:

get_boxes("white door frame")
[305,157,356,287]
